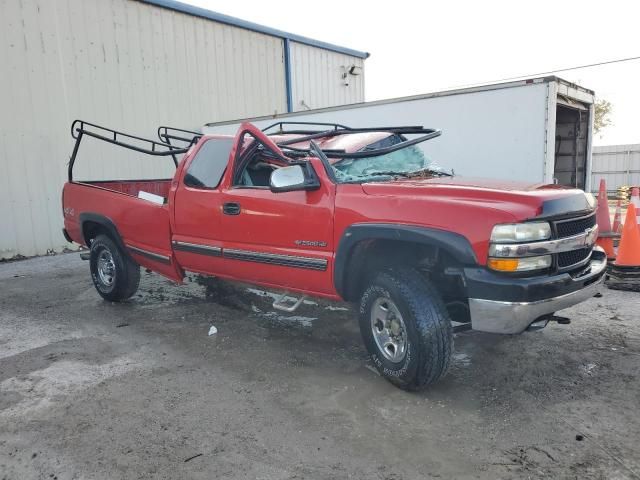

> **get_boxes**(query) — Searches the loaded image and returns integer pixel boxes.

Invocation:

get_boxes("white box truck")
[203,76,595,190]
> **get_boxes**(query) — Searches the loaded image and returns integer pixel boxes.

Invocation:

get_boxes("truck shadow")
[124,272,626,410]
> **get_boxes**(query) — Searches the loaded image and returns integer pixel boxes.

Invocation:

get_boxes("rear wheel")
[89,234,140,301]
[358,267,453,390]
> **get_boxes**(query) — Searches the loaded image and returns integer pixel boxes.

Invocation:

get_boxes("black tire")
[358,267,453,391]
[89,234,140,302]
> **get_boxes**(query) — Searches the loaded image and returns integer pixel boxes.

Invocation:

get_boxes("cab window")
[233,133,286,188]
[184,138,234,189]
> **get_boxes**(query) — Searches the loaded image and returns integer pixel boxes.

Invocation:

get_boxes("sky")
[187,0,639,146]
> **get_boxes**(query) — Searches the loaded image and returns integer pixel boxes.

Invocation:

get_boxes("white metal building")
[591,144,640,194]
[0,0,368,259]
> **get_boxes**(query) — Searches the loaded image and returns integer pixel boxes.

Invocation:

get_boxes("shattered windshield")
[331,144,447,183]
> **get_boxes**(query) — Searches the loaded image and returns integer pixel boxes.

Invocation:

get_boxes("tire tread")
[360,267,453,390]
[90,234,140,302]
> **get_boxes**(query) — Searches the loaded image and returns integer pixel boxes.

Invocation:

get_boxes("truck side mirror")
[269,164,320,193]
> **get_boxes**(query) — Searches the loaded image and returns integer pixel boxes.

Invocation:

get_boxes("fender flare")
[334,223,478,299]
[78,212,127,253]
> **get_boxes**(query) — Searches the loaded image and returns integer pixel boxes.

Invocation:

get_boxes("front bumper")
[466,248,607,334]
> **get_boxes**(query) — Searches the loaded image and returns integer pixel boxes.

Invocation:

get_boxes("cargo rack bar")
[157,126,202,147]
[259,121,442,158]
[68,120,194,182]
[201,121,441,159]
[261,121,351,135]
[274,126,442,159]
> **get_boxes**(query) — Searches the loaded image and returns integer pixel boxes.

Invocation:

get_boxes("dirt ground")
[1,253,639,480]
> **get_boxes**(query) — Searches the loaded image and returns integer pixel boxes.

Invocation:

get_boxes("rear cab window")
[184,138,234,189]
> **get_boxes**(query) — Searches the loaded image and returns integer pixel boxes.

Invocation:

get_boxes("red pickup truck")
[62,120,605,390]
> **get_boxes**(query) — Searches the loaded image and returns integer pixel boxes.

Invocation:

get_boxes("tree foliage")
[594,99,612,135]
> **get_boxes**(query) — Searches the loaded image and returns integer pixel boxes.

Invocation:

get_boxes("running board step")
[452,323,472,333]
[272,293,306,313]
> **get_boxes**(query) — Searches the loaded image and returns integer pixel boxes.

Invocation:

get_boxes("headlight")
[488,255,552,272]
[488,221,553,272]
[585,193,596,209]
[490,222,551,243]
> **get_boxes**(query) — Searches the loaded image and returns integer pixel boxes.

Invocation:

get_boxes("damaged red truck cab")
[62,120,606,390]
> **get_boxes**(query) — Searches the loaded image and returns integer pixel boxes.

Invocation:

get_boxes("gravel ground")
[1,253,639,480]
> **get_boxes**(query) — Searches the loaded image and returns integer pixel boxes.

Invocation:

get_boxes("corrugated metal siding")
[289,41,364,111]
[0,0,298,259]
[591,144,640,193]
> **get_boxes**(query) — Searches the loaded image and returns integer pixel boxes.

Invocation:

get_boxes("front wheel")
[89,234,140,302]
[358,268,453,391]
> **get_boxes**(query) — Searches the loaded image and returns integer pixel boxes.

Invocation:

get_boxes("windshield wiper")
[361,168,453,179]
[363,170,412,178]
[407,168,453,178]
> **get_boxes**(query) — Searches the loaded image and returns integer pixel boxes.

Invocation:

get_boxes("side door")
[170,136,235,276]
[219,125,336,295]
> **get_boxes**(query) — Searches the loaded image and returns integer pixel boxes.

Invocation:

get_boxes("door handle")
[223,202,241,215]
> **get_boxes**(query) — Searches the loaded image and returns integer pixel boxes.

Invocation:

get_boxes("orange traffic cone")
[631,187,640,229]
[615,204,640,266]
[612,199,622,233]
[595,179,615,259]
[631,187,640,209]
[607,204,640,291]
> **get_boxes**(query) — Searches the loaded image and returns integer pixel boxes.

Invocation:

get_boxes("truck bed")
[63,180,182,282]
[80,179,171,199]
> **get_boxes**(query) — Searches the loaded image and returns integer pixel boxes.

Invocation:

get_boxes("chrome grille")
[557,248,591,268]
[555,214,596,238]
[553,213,596,270]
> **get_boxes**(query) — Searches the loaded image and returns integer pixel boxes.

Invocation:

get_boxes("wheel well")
[82,220,106,246]
[80,217,125,253]
[342,239,470,321]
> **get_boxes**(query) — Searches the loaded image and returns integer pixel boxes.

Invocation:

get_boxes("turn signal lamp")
[488,255,552,272]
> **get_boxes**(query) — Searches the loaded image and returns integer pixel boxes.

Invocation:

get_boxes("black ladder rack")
[68,120,192,182]
[157,126,202,148]
[261,121,351,135]
[276,126,442,159]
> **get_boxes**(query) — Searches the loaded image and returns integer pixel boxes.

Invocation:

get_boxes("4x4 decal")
[294,240,327,247]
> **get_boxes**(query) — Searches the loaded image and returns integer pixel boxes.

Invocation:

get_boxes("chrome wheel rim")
[97,249,116,287]
[370,297,407,362]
